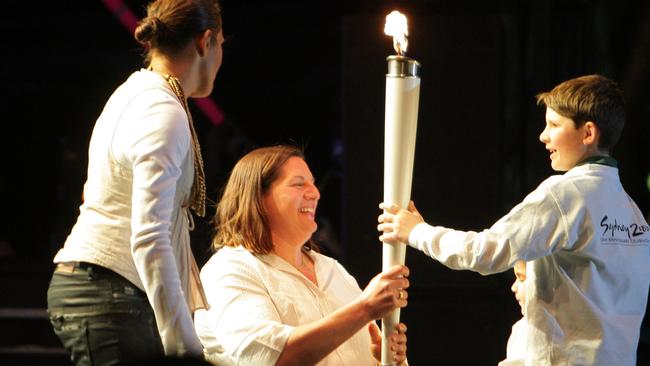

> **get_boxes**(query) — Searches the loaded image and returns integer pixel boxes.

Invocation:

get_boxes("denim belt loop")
[86,264,97,280]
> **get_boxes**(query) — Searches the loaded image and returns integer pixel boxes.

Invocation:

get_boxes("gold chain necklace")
[152,69,207,217]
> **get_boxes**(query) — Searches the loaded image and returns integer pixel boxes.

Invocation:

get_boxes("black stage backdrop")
[0,1,648,365]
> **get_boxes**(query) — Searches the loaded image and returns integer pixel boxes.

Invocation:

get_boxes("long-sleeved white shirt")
[53,69,206,356]
[499,318,526,366]
[408,163,650,365]
[194,245,375,365]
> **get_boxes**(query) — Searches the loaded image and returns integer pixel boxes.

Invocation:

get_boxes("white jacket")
[409,163,650,365]
[53,69,206,356]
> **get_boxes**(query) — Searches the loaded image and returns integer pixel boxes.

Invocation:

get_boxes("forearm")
[276,299,371,365]
[130,156,201,355]
[132,241,202,356]
[408,223,515,275]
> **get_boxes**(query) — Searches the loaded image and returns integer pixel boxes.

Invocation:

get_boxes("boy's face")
[511,261,527,315]
[539,107,592,172]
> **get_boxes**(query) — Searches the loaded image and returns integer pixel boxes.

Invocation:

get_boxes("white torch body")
[381,55,420,366]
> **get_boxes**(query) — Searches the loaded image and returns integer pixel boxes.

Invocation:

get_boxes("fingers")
[391,334,407,352]
[397,290,405,300]
[363,265,411,319]
[407,200,419,214]
[378,227,402,245]
[384,264,410,279]
[377,212,394,224]
[379,202,401,214]
[377,211,395,237]
[379,233,394,244]
[383,265,410,307]
[396,322,407,334]
[376,222,393,233]
[380,201,419,215]
[390,323,408,363]
[377,212,396,243]
[395,290,408,308]
[378,202,420,245]
[367,322,382,344]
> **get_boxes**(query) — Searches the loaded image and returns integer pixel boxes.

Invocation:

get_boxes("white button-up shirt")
[194,245,375,365]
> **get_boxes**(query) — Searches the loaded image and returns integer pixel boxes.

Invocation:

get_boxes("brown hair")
[134,0,222,64]
[536,74,626,153]
[212,145,316,254]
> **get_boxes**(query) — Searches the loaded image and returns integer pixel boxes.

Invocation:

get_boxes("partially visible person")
[195,145,410,365]
[47,1,224,364]
[498,260,527,366]
[378,75,650,365]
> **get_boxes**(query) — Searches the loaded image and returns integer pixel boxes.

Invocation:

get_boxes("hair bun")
[151,17,166,33]
[134,16,163,44]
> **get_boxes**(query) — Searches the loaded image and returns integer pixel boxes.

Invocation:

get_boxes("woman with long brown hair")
[195,145,410,365]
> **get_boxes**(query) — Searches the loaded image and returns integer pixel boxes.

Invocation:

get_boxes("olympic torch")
[381,10,420,366]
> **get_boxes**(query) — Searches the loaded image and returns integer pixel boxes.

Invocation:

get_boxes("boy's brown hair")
[536,74,625,153]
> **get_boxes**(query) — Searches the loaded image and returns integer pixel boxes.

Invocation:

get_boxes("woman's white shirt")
[195,245,375,365]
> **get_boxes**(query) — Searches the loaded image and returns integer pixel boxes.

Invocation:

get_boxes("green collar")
[575,156,618,168]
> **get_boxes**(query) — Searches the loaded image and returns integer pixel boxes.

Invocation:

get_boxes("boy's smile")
[539,107,597,172]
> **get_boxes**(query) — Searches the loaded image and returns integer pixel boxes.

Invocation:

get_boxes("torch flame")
[384,10,408,55]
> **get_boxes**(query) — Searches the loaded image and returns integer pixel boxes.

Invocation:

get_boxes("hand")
[369,322,408,365]
[359,265,410,321]
[378,201,424,244]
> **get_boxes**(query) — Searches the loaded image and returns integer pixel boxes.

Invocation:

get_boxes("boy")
[377,75,650,365]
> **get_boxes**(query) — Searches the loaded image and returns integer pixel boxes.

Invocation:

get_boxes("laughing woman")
[194,145,410,365]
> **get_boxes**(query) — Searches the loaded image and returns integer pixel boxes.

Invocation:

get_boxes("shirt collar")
[256,249,329,279]
[575,155,618,168]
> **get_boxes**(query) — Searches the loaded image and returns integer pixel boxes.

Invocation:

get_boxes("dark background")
[0,0,648,365]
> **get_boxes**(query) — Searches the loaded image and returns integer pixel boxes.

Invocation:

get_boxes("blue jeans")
[47,262,164,366]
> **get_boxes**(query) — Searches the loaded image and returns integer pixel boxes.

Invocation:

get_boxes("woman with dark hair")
[194,145,410,365]
[47,1,223,364]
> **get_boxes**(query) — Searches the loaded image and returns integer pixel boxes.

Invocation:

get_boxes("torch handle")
[381,242,406,365]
